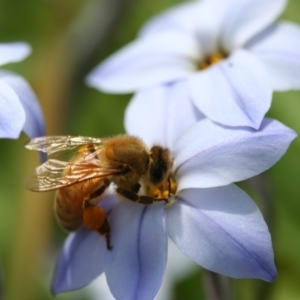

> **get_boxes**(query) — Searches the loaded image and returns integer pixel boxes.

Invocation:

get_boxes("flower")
[0,42,45,139]
[86,0,300,129]
[51,117,296,299]
[88,239,195,300]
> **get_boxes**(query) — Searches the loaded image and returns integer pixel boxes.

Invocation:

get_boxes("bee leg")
[131,183,141,193]
[139,195,168,204]
[116,187,139,201]
[98,218,112,251]
[83,204,113,251]
[116,187,167,204]
[83,179,110,207]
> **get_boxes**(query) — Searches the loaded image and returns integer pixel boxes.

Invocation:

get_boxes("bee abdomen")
[54,190,83,231]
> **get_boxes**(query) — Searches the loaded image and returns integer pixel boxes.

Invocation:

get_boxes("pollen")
[198,53,224,70]
[83,205,106,231]
[146,176,177,200]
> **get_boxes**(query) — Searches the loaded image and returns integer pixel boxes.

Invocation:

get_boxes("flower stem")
[246,173,274,300]
[202,269,233,300]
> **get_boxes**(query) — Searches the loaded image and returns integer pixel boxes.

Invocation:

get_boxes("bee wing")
[25,135,104,158]
[24,158,120,192]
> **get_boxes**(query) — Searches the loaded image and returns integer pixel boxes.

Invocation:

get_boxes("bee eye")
[150,160,165,185]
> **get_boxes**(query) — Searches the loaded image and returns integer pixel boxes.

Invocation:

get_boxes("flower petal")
[88,239,195,300]
[140,0,232,55]
[0,78,25,139]
[0,71,45,138]
[51,228,107,295]
[221,0,287,51]
[173,118,296,190]
[167,185,277,281]
[105,201,167,300]
[86,32,199,93]
[140,1,206,37]
[247,22,300,91]
[88,274,115,300]
[125,82,204,148]
[0,42,31,66]
[188,49,272,128]
[154,239,196,300]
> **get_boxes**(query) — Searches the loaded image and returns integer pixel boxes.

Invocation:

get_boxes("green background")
[0,0,299,299]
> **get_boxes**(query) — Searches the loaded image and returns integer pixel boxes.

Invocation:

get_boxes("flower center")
[198,52,225,70]
[145,175,177,201]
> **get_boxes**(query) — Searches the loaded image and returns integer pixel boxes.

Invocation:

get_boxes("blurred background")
[0,0,299,299]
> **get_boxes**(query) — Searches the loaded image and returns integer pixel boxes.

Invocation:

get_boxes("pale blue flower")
[88,240,195,300]
[0,42,44,139]
[52,117,295,299]
[86,0,300,129]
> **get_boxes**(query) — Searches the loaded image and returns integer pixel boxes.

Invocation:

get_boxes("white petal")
[125,82,204,148]
[221,0,287,51]
[141,0,241,56]
[105,201,167,300]
[173,118,296,190]
[167,185,277,281]
[88,274,115,300]
[0,42,31,66]
[52,228,107,295]
[140,1,206,37]
[89,239,195,300]
[154,239,196,300]
[86,32,199,93]
[0,78,25,139]
[188,49,272,128]
[247,22,300,91]
[0,71,45,138]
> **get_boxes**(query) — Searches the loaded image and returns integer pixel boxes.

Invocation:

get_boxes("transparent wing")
[24,158,120,192]
[24,135,119,192]
[25,135,104,158]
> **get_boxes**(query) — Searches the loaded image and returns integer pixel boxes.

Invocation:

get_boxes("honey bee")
[25,135,173,250]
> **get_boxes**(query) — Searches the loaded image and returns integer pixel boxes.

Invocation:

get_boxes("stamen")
[146,176,177,200]
[198,53,224,70]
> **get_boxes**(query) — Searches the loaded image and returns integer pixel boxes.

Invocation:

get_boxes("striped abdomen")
[54,177,105,231]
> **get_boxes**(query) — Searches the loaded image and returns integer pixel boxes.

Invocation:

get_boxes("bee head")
[148,146,173,186]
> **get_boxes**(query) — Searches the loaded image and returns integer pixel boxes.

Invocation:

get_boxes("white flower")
[0,42,44,138]
[52,117,296,299]
[86,0,300,129]
[87,240,195,300]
